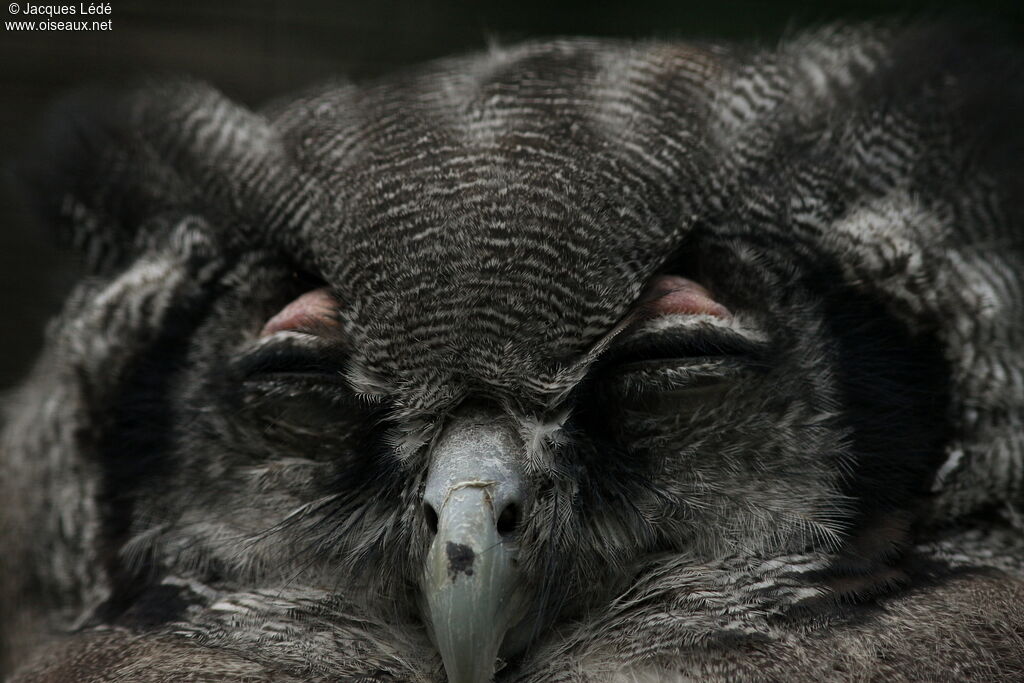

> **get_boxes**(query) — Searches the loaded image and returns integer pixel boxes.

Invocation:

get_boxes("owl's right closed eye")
[3,20,1024,683]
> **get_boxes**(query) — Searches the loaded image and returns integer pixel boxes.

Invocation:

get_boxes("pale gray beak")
[420,411,531,683]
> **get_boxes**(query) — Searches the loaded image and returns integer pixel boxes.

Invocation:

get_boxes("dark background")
[2,0,1022,389]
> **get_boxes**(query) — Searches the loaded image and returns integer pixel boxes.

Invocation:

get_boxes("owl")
[3,20,1024,683]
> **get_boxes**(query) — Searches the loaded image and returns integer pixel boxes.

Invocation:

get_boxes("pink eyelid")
[643,275,731,319]
[259,287,340,337]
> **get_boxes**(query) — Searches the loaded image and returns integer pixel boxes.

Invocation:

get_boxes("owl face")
[10,31,983,683]
[129,139,857,678]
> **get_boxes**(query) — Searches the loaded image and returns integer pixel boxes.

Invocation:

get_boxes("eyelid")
[597,319,769,371]
[232,334,350,380]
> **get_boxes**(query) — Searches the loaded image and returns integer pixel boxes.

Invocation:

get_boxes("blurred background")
[1,0,1022,389]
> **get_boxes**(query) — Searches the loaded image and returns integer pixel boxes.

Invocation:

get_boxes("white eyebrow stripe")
[241,329,338,353]
[629,312,769,343]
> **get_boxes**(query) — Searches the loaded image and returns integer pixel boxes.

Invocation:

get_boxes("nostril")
[496,502,519,537]
[423,502,439,535]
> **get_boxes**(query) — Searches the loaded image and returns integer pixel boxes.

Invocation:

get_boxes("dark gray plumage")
[3,22,1024,682]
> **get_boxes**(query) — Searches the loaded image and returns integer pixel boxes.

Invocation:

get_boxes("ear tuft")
[21,84,176,274]
[19,79,303,277]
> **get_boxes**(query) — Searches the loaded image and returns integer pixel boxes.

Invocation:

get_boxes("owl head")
[7,22,1022,682]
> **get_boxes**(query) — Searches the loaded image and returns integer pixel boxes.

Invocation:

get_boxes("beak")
[420,411,530,683]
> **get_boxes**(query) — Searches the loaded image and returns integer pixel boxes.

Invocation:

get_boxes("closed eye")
[578,319,772,416]
[598,322,768,373]
[227,338,387,434]
[234,337,350,383]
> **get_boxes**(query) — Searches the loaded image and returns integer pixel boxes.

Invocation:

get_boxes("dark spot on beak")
[446,542,476,582]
